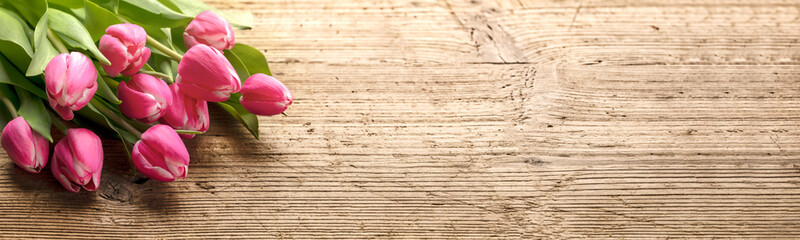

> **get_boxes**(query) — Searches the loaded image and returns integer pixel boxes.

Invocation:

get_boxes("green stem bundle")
[89,98,142,138]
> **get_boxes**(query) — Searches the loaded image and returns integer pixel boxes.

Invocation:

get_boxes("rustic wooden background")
[2,0,800,238]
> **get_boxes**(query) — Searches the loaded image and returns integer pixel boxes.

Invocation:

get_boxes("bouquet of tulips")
[0,0,292,192]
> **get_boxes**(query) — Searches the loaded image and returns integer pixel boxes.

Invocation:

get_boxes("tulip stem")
[48,110,69,135]
[89,99,143,138]
[46,29,69,54]
[139,70,173,84]
[0,95,17,118]
[174,130,202,135]
[147,36,183,62]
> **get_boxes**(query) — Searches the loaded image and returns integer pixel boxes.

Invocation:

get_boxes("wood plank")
[1,0,800,239]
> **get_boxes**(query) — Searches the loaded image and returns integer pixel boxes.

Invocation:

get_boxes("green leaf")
[50,0,120,12]
[224,48,249,83]
[0,84,19,107]
[155,0,180,12]
[0,84,19,130]
[47,0,82,8]
[70,113,118,138]
[93,64,121,104]
[0,8,34,40]
[217,94,259,139]
[151,54,175,80]
[141,63,155,72]
[0,108,12,132]
[82,100,139,144]
[0,54,47,99]
[4,0,47,25]
[92,0,119,13]
[224,43,272,82]
[0,8,34,71]
[231,44,271,76]
[170,26,186,52]
[15,87,52,142]
[48,9,111,65]
[118,0,192,28]
[84,0,122,42]
[219,43,270,139]
[139,23,171,50]
[27,12,59,77]
[165,0,253,29]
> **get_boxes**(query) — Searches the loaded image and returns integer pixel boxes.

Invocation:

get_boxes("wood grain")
[2,0,800,238]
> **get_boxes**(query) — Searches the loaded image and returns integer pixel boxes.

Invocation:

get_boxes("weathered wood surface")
[3,0,800,238]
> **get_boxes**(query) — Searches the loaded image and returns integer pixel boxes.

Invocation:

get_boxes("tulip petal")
[67,129,103,173]
[45,52,97,120]
[161,84,209,137]
[240,74,293,116]
[99,35,129,77]
[118,74,172,123]
[121,47,150,77]
[106,23,147,46]
[100,24,150,77]
[51,158,81,193]
[44,54,68,99]
[141,125,190,165]
[32,125,50,172]
[70,85,97,111]
[131,125,191,182]
[132,140,175,182]
[50,129,103,192]
[118,82,160,120]
[183,11,235,50]
[177,45,240,102]
[241,100,289,116]
[52,136,81,192]
[65,52,98,105]
[1,117,36,172]
[52,104,74,120]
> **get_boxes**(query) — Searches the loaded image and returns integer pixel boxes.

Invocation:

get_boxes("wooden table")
[3,0,800,238]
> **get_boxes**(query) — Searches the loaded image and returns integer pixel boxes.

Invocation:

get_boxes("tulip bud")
[161,84,209,139]
[176,44,241,102]
[0,117,49,173]
[240,74,293,116]
[117,74,173,123]
[132,125,190,182]
[98,23,151,77]
[51,129,103,192]
[183,11,235,51]
[45,52,98,120]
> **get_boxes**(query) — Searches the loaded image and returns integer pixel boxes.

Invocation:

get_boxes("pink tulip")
[98,23,151,77]
[45,52,98,120]
[161,84,209,139]
[132,125,190,182]
[176,44,241,102]
[0,117,49,173]
[240,74,293,116]
[51,129,103,192]
[183,11,235,50]
[117,74,173,123]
